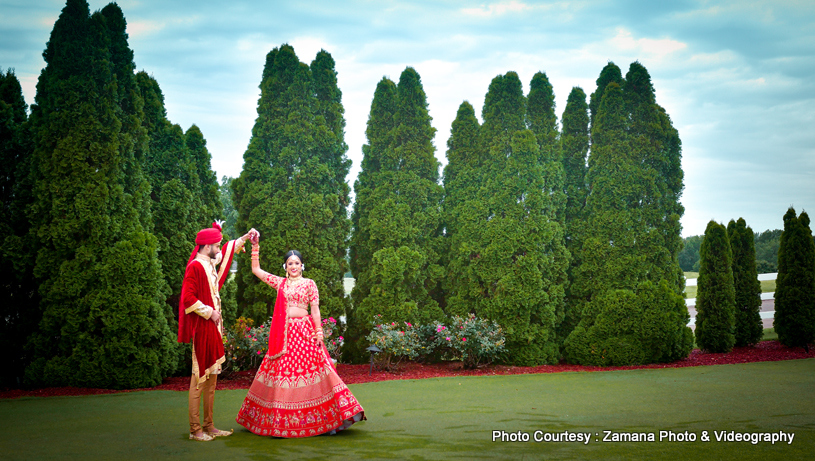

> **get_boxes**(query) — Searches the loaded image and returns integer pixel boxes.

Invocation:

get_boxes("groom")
[178,222,255,441]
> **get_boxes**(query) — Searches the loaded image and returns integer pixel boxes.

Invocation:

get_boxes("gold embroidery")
[185,300,204,315]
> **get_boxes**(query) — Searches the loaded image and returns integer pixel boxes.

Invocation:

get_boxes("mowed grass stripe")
[2,359,813,460]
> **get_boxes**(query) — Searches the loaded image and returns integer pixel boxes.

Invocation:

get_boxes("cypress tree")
[442,101,482,316]
[346,77,398,361]
[526,71,569,356]
[564,62,692,365]
[624,62,685,294]
[728,218,763,346]
[135,70,197,355]
[443,72,567,365]
[561,87,589,237]
[695,220,736,353]
[233,45,350,323]
[774,208,815,350]
[185,124,222,225]
[25,0,175,388]
[349,78,397,285]
[0,69,38,387]
[307,50,352,319]
[347,68,445,358]
[559,87,589,340]
[589,63,623,129]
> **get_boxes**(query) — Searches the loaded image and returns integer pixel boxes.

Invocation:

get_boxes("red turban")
[196,222,223,245]
[187,222,223,266]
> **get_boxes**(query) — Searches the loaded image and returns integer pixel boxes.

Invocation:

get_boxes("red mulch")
[2,340,812,399]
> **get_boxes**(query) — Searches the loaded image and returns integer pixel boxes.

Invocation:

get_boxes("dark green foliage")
[346,78,398,361]
[233,45,350,324]
[564,62,690,365]
[185,124,222,224]
[443,72,568,365]
[755,229,782,273]
[563,281,693,366]
[589,62,623,128]
[135,72,215,369]
[559,87,589,340]
[0,69,38,387]
[728,218,763,346]
[678,235,703,272]
[774,208,815,349]
[221,273,238,327]
[695,220,735,353]
[24,0,175,388]
[349,78,397,282]
[347,68,445,361]
[441,101,482,309]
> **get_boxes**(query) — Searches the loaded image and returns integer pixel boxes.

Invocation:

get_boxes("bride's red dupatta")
[267,280,288,360]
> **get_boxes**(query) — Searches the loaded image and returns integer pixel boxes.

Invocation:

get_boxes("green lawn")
[2,359,813,460]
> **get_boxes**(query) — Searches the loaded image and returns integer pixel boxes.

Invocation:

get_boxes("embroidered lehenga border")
[236,317,365,438]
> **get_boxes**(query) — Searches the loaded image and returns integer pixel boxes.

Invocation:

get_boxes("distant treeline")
[679,229,792,273]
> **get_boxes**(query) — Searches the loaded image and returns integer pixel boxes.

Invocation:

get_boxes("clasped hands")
[245,228,260,245]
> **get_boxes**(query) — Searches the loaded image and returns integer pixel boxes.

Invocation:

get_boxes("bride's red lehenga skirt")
[236,317,365,438]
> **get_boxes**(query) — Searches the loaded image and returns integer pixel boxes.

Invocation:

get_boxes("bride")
[235,231,365,437]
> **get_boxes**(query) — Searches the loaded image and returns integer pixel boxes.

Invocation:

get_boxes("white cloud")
[289,36,334,63]
[461,1,533,17]
[609,28,687,59]
[127,19,164,37]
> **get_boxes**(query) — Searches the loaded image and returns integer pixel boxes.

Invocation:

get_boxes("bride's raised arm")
[250,230,286,290]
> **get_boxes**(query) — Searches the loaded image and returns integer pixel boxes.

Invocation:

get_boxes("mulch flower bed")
[2,340,812,399]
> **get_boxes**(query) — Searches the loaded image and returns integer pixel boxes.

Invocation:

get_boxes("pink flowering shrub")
[322,317,345,363]
[365,315,422,371]
[368,314,507,369]
[222,316,271,377]
[418,315,506,368]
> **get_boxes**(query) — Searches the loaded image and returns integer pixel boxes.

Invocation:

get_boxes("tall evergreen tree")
[135,70,197,356]
[443,72,567,365]
[588,62,623,129]
[442,101,482,314]
[185,124,222,225]
[624,62,685,294]
[695,220,736,353]
[233,45,350,323]
[0,69,38,387]
[728,218,763,346]
[25,0,175,388]
[564,62,691,365]
[774,208,815,350]
[349,78,397,284]
[347,68,445,359]
[559,87,589,340]
[526,71,569,353]
[346,77,398,361]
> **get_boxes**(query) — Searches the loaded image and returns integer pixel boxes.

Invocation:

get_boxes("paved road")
[687,298,775,330]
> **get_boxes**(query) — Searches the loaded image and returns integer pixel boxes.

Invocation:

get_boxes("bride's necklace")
[286,274,305,285]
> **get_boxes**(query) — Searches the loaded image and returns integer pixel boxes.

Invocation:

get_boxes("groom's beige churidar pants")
[189,374,217,433]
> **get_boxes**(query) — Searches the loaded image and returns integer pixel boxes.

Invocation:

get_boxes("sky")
[2,0,813,237]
